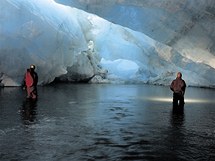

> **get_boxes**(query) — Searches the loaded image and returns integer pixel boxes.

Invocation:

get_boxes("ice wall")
[0,0,215,87]
[56,0,215,73]
[1,0,97,86]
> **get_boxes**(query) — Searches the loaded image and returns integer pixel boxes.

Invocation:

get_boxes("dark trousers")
[26,86,37,99]
[173,93,184,107]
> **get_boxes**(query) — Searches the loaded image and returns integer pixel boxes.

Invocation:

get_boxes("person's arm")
[170,80,174,92]
[34,72,38,86]
[182,80,186,95]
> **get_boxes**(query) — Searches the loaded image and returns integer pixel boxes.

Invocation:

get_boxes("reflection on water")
[171,105,184,128]
[144,97,215,104]
[0,84,215,161]
[20,99,37,125]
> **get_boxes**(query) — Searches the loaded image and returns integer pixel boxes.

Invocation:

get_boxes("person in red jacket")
[170,72,186,107]
[24,65,38,99]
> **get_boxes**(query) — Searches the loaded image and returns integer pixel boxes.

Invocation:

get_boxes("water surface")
[0,84,215,161]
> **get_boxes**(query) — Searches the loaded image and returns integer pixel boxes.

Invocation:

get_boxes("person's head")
[176,72,182,79]
[30,64,35,70]
[30,64,35,71]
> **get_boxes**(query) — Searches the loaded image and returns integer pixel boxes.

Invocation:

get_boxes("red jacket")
[25,69,38,87]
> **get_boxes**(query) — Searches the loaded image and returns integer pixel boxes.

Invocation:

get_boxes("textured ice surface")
[0,0,215,87]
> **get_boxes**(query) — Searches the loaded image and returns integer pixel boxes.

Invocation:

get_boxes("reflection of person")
[170,72,186,107]
[21,99,37,125]
[23,65,38,99]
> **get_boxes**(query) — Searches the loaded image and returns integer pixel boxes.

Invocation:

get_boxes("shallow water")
[0,84,215,161]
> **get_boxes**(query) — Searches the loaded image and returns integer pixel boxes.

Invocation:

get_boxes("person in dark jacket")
[170,72,186,107]
[23,65,38,99]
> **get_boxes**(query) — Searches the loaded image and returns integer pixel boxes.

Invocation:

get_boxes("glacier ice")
[0,0,215,87]
[57,0,215,72]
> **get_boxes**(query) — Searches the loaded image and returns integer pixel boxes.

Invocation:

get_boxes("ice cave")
[0,0,215,87]
[1,1,215,161]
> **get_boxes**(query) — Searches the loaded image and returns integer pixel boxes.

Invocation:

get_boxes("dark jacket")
[30,70,38,86]
[170,78,186,95]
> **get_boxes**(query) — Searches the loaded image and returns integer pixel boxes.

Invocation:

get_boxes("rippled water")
[0,84,215,161]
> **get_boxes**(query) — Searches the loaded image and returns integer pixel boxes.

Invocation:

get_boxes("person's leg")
[26,87,31,98]
[30,86,37,99]
[179,95,184,107]
[173,93,179,106]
